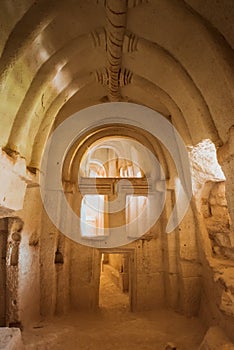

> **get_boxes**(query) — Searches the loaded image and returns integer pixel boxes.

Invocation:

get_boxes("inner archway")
[78,135,158,241]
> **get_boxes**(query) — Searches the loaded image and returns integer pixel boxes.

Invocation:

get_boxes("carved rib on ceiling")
[28,22,221,166]
[30,73,96,168]
[123,31,139,52]
[0,0,64,90]
[105,0,128,101]
[6,29,105,154]
[95,67,132,87]
[123,74,193,144]
[122,31,220,145]
[0,0,232,170]
[104,0,149,101]
[97,0,149,8]
[127,0,149,8]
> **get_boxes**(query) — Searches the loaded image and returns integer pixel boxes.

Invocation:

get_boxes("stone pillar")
[68,190,101,311]
[0,219,7,326]
[177,201,201,317]
[6,218,23,327]
[162,190,180,310]
[54,232,70,314]
[40,195,59,317]
[55,191,70,315]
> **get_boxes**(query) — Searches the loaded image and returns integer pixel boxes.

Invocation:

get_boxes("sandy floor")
[23,272,206,349]
[99,268,130,310]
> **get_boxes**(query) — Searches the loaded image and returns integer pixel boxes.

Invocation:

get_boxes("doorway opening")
[99,252,131,311]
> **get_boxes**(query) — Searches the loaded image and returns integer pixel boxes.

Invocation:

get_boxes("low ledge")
[0,327,24,350]
[199,326,234,350]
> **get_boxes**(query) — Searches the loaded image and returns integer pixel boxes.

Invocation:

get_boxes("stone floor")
[22,272,206,350]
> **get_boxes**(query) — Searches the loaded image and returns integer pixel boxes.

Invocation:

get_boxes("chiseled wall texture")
[0,0,233,345]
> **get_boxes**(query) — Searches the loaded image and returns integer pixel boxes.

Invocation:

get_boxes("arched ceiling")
[0,0,233,170]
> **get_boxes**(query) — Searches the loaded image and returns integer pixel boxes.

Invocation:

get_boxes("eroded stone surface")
[199,327,234,350]
[0,328,24,350]
[201,181,233,259]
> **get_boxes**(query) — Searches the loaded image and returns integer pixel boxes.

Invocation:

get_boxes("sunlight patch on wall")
[188,139,225,195]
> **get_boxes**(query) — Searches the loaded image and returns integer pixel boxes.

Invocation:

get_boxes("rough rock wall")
[201,181,233,259]
[195,181,234,342]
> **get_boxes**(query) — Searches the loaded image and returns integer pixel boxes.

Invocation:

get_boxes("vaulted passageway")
[0,1,234,349]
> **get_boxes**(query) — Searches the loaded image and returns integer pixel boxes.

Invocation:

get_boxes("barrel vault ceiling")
[0,0,233,170]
